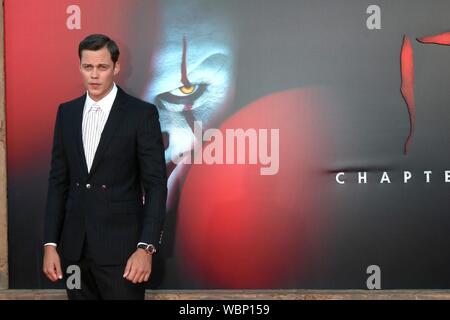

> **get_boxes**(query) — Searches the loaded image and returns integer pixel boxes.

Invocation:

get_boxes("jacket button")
[86,183,91,189]
[101,184,107,190]
[76,182,80,187]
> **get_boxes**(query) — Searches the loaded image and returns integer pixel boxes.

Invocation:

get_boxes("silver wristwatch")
[137,243,157,255]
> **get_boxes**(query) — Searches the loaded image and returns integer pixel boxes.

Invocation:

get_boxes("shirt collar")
[84,83,118,115]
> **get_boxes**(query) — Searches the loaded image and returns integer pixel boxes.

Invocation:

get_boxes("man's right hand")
[43,246,63,282]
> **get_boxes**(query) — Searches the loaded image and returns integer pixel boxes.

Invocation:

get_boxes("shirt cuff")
[44,243,57,247]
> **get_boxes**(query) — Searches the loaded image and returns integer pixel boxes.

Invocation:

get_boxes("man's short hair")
[78,34,120,64]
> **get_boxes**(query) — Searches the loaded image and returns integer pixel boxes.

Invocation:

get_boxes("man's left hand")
[123,249,152,283]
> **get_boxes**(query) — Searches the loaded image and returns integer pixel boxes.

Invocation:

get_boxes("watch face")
[139,244,156,254]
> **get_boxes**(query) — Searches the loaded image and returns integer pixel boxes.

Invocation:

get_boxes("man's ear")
[114,62,121,76]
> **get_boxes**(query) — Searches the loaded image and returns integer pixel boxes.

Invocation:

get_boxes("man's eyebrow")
[81,63,110,67]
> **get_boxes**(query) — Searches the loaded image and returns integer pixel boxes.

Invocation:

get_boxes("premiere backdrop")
[5,0,450,289]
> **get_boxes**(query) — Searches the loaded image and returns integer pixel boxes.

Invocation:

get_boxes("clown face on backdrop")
[142,0,236,206]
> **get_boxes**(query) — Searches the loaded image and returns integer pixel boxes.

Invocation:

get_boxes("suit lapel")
[74,93,89,178]
[87,87,127,178]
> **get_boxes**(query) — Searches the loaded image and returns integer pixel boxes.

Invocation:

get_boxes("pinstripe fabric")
[82,84,117,173]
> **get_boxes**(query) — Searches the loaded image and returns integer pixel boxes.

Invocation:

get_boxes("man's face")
[80,47,120,101]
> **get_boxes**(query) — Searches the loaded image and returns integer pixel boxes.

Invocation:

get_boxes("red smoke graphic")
[400,35,415,155]
[400,31,450,155]
[417,32,450,45]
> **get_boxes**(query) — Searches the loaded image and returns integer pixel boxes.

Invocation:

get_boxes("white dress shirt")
[82,83,117,173]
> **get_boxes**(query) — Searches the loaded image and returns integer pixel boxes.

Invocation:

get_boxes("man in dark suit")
[42,34,167,300]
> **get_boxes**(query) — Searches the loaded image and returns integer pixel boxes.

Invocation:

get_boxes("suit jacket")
[44,86,167,265]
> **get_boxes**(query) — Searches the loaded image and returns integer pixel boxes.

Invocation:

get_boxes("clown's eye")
[157,83,207,106]
[177,85,196,95]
